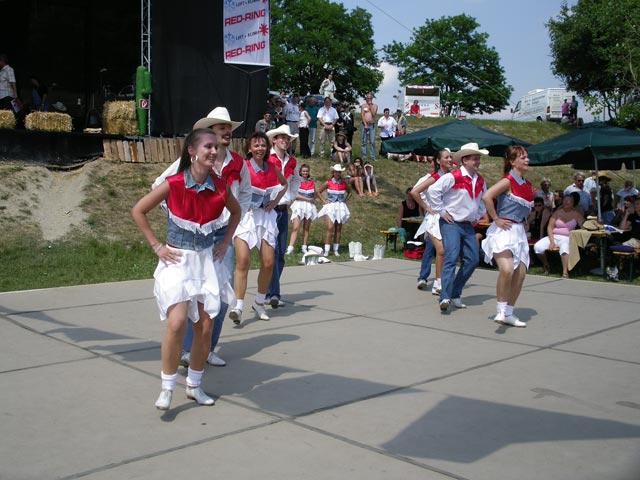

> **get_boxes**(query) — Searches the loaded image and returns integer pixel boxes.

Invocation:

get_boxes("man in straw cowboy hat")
[265,124,301,308]
[428,142,488,313]
[152,106,251,368]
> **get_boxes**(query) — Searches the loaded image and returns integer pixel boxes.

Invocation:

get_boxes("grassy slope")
[0,118,636,291]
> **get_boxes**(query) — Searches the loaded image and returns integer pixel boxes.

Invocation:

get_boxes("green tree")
[383,14,512,116]
[548,0,640,127]
[269,0,383,103]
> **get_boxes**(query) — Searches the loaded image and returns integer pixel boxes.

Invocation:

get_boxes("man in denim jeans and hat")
[265,124,301,308]
[428,143,488,313]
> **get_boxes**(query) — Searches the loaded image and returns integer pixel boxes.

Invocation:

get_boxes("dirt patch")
[0,162,93,241]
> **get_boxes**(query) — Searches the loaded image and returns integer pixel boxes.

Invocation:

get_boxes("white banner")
[223,0,270,66]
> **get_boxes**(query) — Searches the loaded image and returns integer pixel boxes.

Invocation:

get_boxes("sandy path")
[32,167,90,241]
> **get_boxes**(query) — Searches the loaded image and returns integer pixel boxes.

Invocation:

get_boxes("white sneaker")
[286,246,294,255]
[333,250,340,257]
[180,352,190,368]
[252,302,270,321]
[504,315,526,327]
[155,389,173,410]
[431,286,441,296]
[494,312,506,323]
[439,299,450,312]
[417,279,428,290]
[186,386,215,406]
[451,298,466,309]
[206,351,226,366]
[229,307,242,325]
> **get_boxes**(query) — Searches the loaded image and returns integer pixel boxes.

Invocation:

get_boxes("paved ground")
[1,258,639,480]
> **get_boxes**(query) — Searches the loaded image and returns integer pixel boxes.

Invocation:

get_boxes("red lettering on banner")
[225,48,243,59]
[224,15,243,26]
[244,41,266,53]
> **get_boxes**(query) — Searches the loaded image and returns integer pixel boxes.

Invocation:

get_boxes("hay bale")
[24,112,73,132]
[103,100,137,135]
[0,110,16,129]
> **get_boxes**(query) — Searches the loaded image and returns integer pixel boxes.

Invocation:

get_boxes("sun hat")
[265,124,299,140]
[192,107,243,131]
[598,171,612,182]
[452,142,489,161]
[331,164,345,172]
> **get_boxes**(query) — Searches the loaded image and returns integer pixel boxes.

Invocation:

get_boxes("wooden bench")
[380,230,399,251]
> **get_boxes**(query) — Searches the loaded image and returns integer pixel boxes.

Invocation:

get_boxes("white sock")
[255,292,266,305]
[434,278,441,288]
[333,243,339,252]
[497,301,508,315]
[324,244,330,255]
[186,368,204,388]
[505,304,514,316]
[301,244,307,252]
[161,371,178,391]
[235,299,244,311]
[286,245,294,254]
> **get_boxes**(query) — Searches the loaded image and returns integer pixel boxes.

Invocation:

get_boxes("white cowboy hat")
[452,142,489,161]
[331,164,346,172]
[192,107,243,131]
[266,124,299,140]
[52,101,67,112]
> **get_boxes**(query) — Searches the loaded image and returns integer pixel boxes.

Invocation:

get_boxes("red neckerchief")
[451,168,484,198]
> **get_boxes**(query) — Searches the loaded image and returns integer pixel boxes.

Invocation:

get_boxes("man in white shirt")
[265,124,301,308]
[0,54,18,112]
[152,107,251,367]
[564,172,591,213]
[428,143,488,312]
[319,73,336,99]
[377,108,398,157]
[316,97,339,157]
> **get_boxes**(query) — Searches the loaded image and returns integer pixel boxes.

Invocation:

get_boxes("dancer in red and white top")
[481,145,534,327]
[230,132,287,324]
[287,163,319,255]
[132,128,241,411]
[411,148,455,295]
[317,164,352,256]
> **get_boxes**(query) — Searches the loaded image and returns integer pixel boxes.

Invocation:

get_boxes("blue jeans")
[182,226,234,353]
[361,124,376,161]
[418,236,435,281]
[267,206,289,301]
[439,220,479,301]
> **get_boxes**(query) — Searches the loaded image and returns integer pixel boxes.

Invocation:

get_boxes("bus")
[403,85,441,118]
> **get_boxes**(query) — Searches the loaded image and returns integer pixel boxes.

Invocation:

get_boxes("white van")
[511,88,576,122]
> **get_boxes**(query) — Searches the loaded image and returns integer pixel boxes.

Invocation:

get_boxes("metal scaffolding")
[141,0,151,134]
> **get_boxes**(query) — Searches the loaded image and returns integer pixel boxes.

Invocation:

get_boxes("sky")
[338,0,586,120]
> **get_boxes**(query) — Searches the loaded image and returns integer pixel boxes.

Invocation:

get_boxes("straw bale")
[0,110,16,129]
[103,101,137,135]
[24,112,73,132]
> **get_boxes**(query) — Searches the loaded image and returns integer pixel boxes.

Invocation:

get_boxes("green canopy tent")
[527,122,640,219]
[383,119,531,157]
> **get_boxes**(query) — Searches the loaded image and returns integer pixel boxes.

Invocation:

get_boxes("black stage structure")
[0,0,268,164]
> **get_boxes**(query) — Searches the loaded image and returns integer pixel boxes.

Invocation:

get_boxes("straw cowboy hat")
[452,142,489,161]
[598,171,612,182]
[331,163,346,172]
[192,107,243,131]
[266,124,299,140]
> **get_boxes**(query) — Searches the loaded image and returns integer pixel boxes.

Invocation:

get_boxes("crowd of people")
[130,95,639,412]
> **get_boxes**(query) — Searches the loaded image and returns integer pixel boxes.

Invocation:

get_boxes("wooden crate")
[102,137,184,163]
